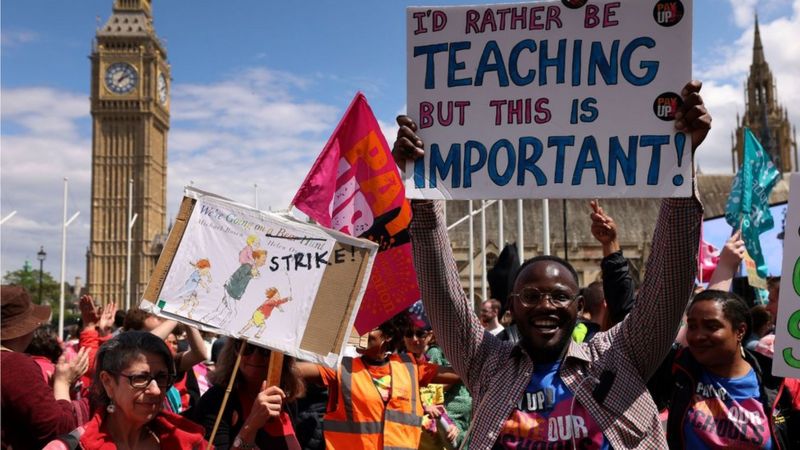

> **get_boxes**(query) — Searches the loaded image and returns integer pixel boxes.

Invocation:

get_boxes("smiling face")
[511,260,582,363]
[100,352,168,426]
[687,300,746,370]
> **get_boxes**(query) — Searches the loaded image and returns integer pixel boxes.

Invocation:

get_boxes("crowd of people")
[2,80,798,449]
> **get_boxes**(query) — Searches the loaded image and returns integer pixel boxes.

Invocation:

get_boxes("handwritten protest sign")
[773,173,799,378]
[141,188,378,367]
[405,0,693,199]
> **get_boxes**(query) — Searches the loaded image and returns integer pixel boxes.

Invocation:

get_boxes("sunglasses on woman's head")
[405,329,431,339]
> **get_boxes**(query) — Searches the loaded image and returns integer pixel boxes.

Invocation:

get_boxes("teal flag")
[725,128,781,278]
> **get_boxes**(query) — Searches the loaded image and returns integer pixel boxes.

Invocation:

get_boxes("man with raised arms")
[393,80,710,449]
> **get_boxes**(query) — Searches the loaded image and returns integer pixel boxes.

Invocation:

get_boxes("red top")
[1,351,90,449]
[78,410,210,450]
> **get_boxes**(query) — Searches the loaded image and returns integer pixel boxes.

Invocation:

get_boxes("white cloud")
[1,88,91,282]
[0,68,349,284]
[1,30,38,47]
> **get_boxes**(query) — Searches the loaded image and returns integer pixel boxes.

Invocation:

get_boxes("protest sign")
[292,93,420,334]
[141,188,378,367]
[405,0,693,199]
[773,173,799,378]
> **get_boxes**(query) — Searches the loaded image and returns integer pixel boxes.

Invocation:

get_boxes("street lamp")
[37,246,46,304]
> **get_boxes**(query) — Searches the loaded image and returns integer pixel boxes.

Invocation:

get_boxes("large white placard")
[406,0,693,199]
[773,173,800,378]
[141,189,378,367]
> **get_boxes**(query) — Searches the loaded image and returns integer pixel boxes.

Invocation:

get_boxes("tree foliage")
[4,265,67,308]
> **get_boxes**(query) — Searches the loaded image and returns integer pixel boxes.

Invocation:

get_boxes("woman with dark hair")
[188,338,304,450]
[650,290,799,449]
[296,315,459,450]
[27,324,65,383]
[45,330,208,449]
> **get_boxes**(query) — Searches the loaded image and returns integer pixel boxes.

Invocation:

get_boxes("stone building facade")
[87,0,170,306]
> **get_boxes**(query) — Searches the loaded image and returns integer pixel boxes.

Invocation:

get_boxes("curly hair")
[91,331,176,412]
[26,324,62,363]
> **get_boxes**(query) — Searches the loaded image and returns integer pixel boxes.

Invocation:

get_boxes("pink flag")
[698,237,720,283]
[292,93,419,334]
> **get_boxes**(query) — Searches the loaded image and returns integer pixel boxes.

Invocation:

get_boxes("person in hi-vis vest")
[298,314,459,450]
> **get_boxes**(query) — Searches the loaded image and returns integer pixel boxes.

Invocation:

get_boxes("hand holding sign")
[674,80,711,152]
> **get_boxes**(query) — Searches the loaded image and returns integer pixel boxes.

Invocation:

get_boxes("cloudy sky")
[2,0,799,285]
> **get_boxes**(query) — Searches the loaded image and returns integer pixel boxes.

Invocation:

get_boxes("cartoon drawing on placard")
[239,234,261,265]
[239,287,291,339]
[174,258,212,319]
[201,248,268,328]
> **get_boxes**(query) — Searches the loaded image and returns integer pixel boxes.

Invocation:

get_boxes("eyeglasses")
[405,329,431,339]
[508,288,578,307]
[113,372,174,389]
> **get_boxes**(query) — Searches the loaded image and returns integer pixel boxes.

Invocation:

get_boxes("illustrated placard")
[773,173,800,378]
[405,0,693,199]
[141,188,378,367]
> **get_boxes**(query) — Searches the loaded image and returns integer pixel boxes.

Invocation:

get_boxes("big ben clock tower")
[88,0,169,307]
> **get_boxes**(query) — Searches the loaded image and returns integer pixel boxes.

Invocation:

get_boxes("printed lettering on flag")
[292,93,420,334]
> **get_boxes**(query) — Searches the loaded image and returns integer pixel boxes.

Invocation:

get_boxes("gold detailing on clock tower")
[732,15,798,173]
[88,0,169,306]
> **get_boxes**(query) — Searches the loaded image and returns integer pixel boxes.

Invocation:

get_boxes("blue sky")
[2,0,799,285]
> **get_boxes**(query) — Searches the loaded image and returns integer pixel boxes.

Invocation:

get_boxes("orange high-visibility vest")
[323,353,424,450]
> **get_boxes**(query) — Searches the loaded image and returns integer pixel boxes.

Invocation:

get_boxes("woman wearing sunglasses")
[401,308,471,450]
[45,331,208,449]
[189,338,305,450]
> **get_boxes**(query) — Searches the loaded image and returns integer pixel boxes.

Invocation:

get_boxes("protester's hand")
[590,200,617,244]
[590,200,620,255]
[54,346,89,386]
[424,404,443,419]
[97,302,117,336]
[244,382,285,429]
[79,295,99,325]
[446,425,459,443]
[392,115,425,167]
[718,230,745,270]
[675,80,711,152]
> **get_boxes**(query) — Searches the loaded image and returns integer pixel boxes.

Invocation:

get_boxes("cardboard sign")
[773,173,800,378]
[141,188,378,367]
[405,0,693,199]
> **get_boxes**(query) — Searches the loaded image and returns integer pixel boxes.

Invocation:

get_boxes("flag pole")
[498,200,504,247]
[517,199,524,264]
[542,199,550,255]
[125,179,138,311]
[58,178,80,338]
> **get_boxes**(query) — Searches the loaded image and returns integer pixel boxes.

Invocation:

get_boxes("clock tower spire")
[88,0,170,307]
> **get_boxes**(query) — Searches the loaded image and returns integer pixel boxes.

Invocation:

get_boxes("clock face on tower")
[157,72,168,105]
[105,62,138,94]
